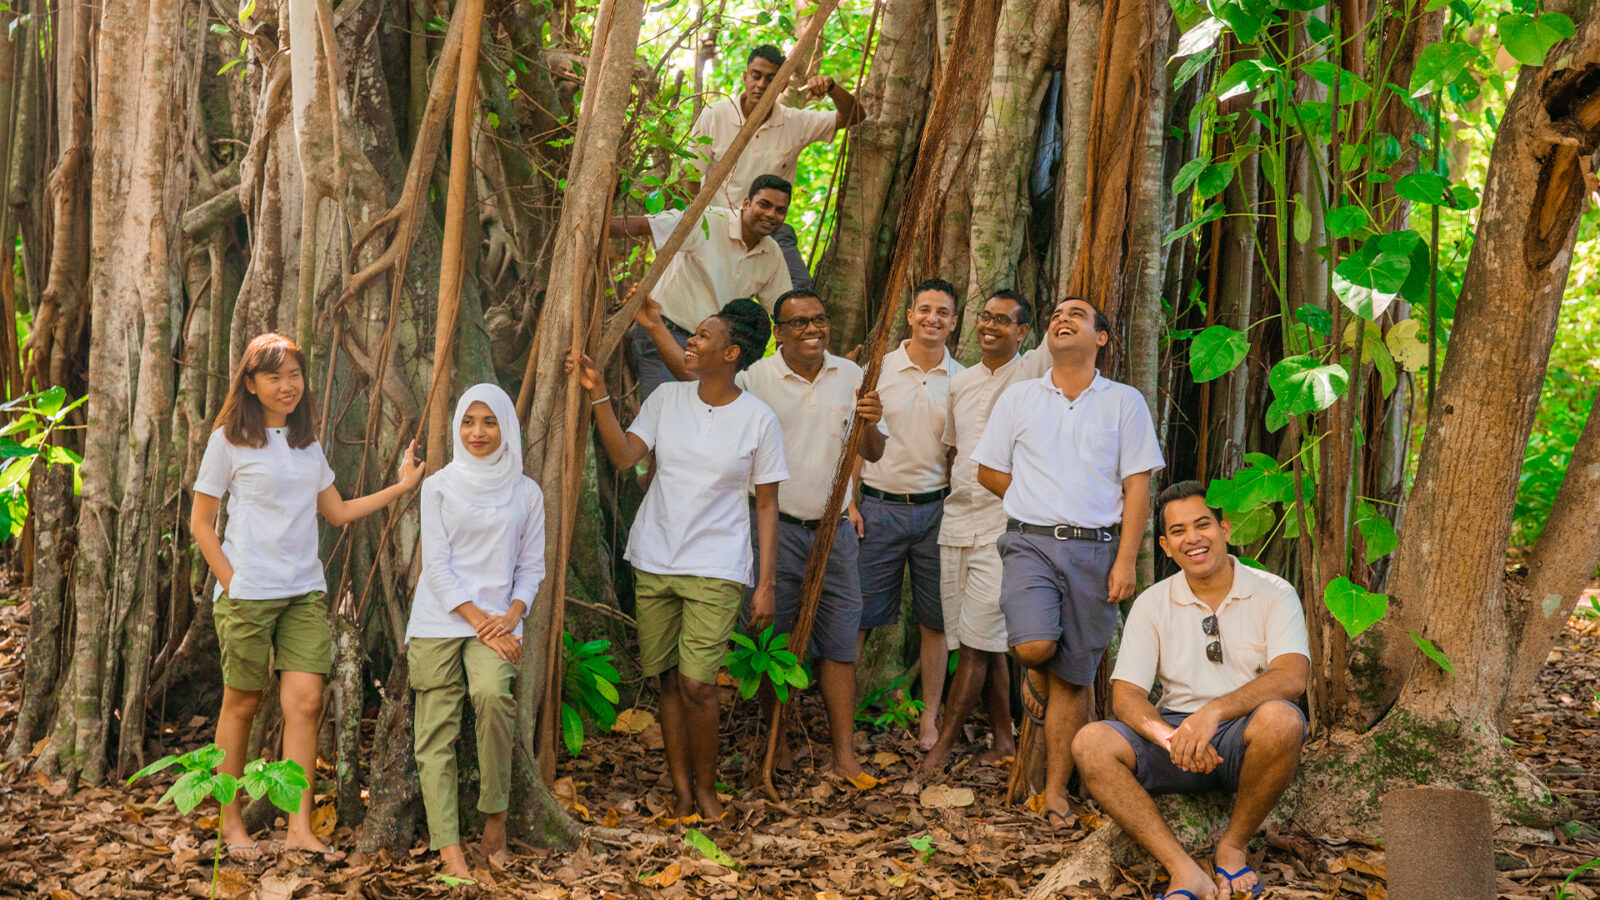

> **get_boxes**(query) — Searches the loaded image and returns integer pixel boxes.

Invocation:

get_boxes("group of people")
[183,42,1312,900]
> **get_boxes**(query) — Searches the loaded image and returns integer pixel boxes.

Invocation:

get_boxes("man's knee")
[1011,640,1056,670]
[1072,722,1135,776]
[677,673,717,706]
[1245,700,1306,751]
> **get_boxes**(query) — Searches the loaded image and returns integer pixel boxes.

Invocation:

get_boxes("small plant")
[907,833,938,863]
[0,386,85,540]
[1554,859,1598,900]
[561,632,621,756]
[855,670,924,731]
[725,626,810,702]
[128,743,307,898]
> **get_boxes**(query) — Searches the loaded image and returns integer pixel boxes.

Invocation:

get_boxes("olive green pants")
[409,637,517,850]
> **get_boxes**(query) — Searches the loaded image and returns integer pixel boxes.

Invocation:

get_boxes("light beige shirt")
[648,206,793,331]
[939,353,1027,547]
[691,95,839,209]
[1111,559,1311,714]
[738,351,889,520]
[861,341,963,495]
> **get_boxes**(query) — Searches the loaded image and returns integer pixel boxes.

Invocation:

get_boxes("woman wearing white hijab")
[406,383,544,879]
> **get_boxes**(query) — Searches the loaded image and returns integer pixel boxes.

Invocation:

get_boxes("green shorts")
[633,570,743,684]
[214,590,333,691]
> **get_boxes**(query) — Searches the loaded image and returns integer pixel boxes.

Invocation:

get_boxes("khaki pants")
[409,637,517,850]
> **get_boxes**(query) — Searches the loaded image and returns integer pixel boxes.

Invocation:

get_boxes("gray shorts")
[857,494,944,630]
[746,515,864,663]
[997,530,1119,685]
[630,319,692,402]
[1102,701,1307,794]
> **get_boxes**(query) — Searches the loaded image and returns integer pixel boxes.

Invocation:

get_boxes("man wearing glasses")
[1072,480,1309,900]
[735,288,887,781]
[971,296,1163,828]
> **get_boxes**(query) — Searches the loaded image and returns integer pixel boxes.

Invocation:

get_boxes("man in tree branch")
[1073,480,1310,900]
[689,43,865,290]
[971,297,1163,828]
[614,175,794,400]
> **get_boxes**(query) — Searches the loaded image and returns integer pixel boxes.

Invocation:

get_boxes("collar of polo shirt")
[736,92,789,128]
[774,347,841,381]
[1042,369,1111,398]
[1168,555,1256,613]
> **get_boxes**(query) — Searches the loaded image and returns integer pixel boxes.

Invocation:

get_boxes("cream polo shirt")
[938,353,1027,547]
[738,351,890,521]
[691,95,839,209]
[861,341,963,495]
[1111,560,1311,714]
[647,206,793,331]
[970,372,1165,528]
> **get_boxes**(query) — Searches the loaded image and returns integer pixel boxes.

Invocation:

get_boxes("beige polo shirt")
[691,95,838,209]
[861,341,962,495]
[1111,560,1311,714]
[647,206,793,331]
[938,353,1027,547]
[737,351,889,521]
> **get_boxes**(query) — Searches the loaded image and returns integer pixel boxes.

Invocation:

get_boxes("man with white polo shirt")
[971,296,1164,826]
[852,278,963,750]
[690,44,864,289]
[616,174,795,399]
[1073,481,1309,900]
[919,289,1032,775]
[737,289,887,780]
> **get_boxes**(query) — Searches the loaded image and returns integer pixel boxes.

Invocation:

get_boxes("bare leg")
[975,652,1015,764]
[819,659,863,778]
[1213,701,1304,896]
[437,845,473,879]
[920,645,989,775]
[657,670,696,817]
[1073,722,1217,899]
[279,671,336,853]
[1042,674,1089,820]
[679,673,725,819]
[916,625,947,750]
[215,685,262,854]
[480,810,509,867]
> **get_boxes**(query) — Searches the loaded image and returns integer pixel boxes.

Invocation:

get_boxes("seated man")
[1072,480,1310,900]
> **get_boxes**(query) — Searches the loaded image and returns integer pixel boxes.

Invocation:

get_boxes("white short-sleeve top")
[406,476,546,640]
[625,382,788,585]
[193,427,337,600]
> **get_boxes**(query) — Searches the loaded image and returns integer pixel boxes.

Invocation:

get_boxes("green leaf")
[1332,271,1398,321]
[239,0,255,21]
[1409,631,1456,674]
[241,758,309,814]
[561,703,584,756]
[1497,12,1574,67]
[161,770,214,814]
[1294,304,1332,336]
[1174,16,1224,57]
[644,190,665,215]
[1195,162,1235,199]
[683,828,742,870]
[1164,203,1224,246]
[1173,157,1208,195]
[1355,501,1400,563]
[1189,325,1250,383]
[1324,577,1389,638]
[0,438,38,459]
[1206,460,1293,512]
[35,386,66,417]
[1269,355,1349,416]
[1394,172,1453,207]
[1335,238,1411,292]
[1326,204,1370,239]
[1213,0,1276,43]
[1292,194,1311,243]
[1227,505,1276,545]
[127,753,185,786]
[1173,45,1216,92]
[207,772,240,806]
[1409,41,1477,97]
[1237,556,1267,570]
[1303,61,1371,102]
[180,743,226,773]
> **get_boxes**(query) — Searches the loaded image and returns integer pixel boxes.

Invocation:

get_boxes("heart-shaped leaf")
[1324,577,1388,638]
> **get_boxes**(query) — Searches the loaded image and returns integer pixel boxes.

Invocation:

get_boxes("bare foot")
[438,845,472,880]
[1164,857,1220,899]
[217,822,261,861]
[694,786,725,821]
[1022,669,1047,722]
[285,830,345,863]
[830,750,865,781]
[670,790,695,818]
[917,712,939,751]
[481,812,510,868]
[1041,792,1075,829]
[974,739,1016,765]
[918,740,954,779]
[1213,841,1259,896]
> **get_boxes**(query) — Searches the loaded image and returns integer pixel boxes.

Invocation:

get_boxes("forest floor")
[0,595,1597,899]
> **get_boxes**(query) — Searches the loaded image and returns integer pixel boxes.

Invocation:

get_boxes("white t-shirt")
[406,475,546,640]
[193,427,337,600]
[1111,560,1311,714]
[970,372,1165,528]
[625,382,788,584]
[861,342,962,495]
[691,96,839,210]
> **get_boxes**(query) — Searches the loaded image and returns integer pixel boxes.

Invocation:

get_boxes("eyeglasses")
[776,313,831,330]
[976,311,1018,326]
[1202,614,1222,664]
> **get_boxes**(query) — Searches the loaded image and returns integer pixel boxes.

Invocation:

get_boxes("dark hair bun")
[717,299,773,371]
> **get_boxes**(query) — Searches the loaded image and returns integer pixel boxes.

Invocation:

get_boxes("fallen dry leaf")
[918,784,975,809]
[311,802,337,841]
[257,873,305,900]
[846,772,880,791]
[641,862,682,887]
[873,751,903,767]
[612,707,656,734]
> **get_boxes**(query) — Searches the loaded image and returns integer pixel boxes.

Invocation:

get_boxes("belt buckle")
[1052,524,1071,541]
[1099,528,1113,543]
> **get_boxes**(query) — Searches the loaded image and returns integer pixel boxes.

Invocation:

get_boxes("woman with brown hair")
[190,332,423,861]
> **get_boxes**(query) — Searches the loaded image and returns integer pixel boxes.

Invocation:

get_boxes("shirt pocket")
[1233,640,1271,678]
[1080,425,1118,464]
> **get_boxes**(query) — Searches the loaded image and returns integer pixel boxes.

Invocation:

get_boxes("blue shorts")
[856,494,944,630]
[745,516,864,663]
[1102,701,1307,794]
[997,530,1119,685]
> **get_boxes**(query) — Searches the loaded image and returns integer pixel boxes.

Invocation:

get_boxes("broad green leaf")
[1215,58,1274,102]
[1205,460,1293,512]
[1189,325,1250,382]
[1393,172,1453,206]
[1355,501,1400,562]
[1175,16,1224,58]
[0,438,38,459]
[1409,631,1456,674]
[644,190,665,215]
[1213,0,1276,44]
[1303,61,1371,102]
[684,828,742,870]
[36,386,66,416]
[1409,41,1477,97]
[162,770,213,814]
[1385,319,1429,372]
[1293,304,1332,336]
[127,753,184,786]
[1332,272,1398,321]
[1324,577,1388,638]
[1497,13,1574,67]
[1326,204,1369,239]
[207,772,240,806]
[1173,157,1208,195]
[180,743,226,773]
[1237,556,1267,569]
[1335,237,1411,292]
[1195,162,1235,199]
[1292,194,1311,243]
[561,703,584,756]
[1269,355,1348,417]
[1227,505,1276,545]
[1165,203,1224,245]
[1174,45,1216,92]
[241,758,309,814]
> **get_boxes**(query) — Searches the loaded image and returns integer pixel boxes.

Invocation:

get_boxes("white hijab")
[434,383,523,506]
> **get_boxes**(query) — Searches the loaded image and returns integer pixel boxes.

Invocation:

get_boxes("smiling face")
[684,316,739,375]
[907,288,956,348]
[1046,298,1108,357]
[1159,495,1233,581]
[742,56,781,105]
[245,361,304,424]
[459,401,503,459]
[976,295,1028,359]
[775,293,830,371]
[740,188,790,239]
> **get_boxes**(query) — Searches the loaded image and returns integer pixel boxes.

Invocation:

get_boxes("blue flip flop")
[1158,892,1199,899]
[1215,864,1264,898]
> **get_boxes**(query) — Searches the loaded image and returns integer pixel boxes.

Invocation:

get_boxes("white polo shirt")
[1111,560,1311,714]
[624,382,788,584]
[647,206,793,331]
[737,351,889,521]
[861,341,962,495]
[691,95,838,210]
[939,353,1027,547]
[970,372,1164,528]
[408,476,545,640]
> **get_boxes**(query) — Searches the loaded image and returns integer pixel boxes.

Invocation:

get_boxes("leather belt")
[1006,519,1119,542]
[778,511,848,529]
[860,484,949,504]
